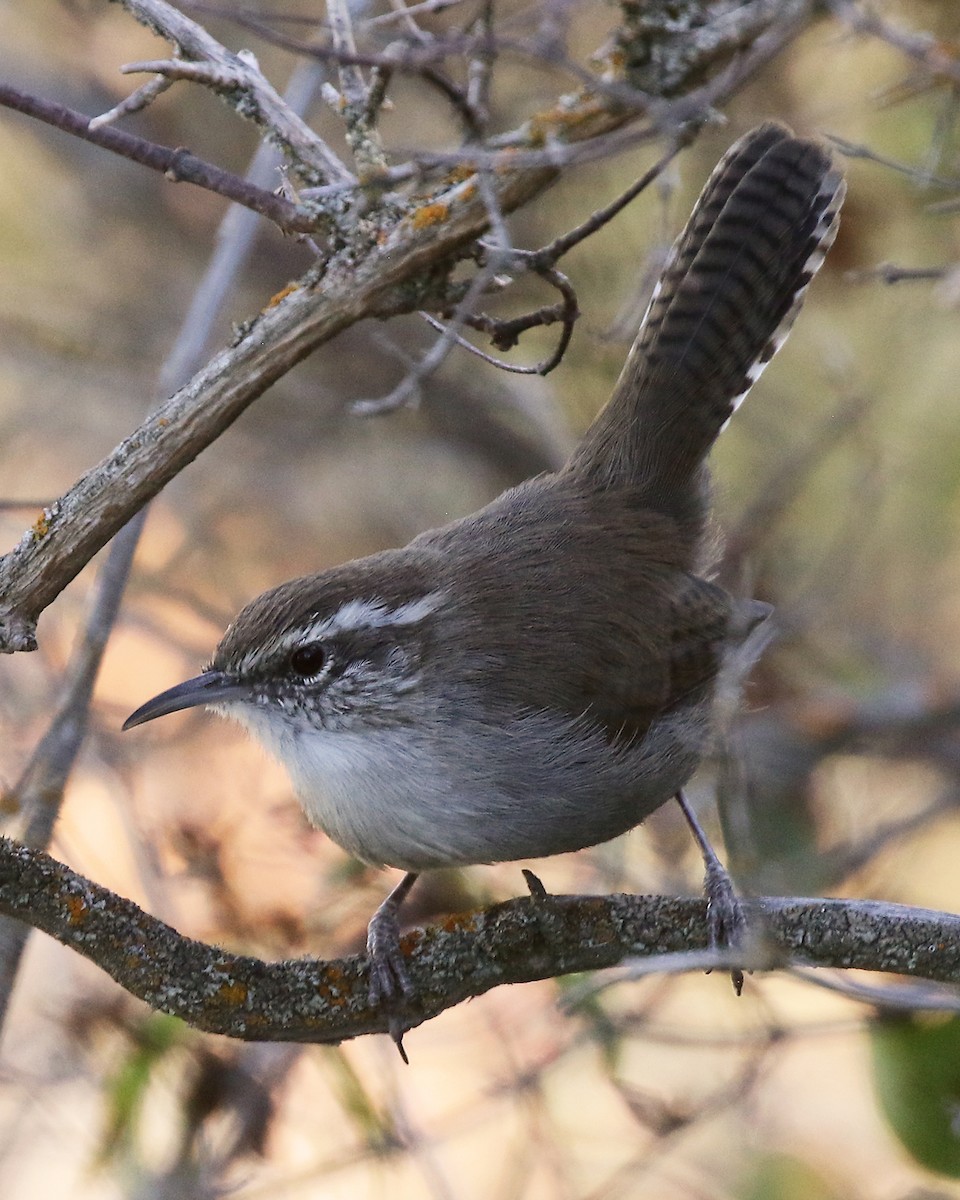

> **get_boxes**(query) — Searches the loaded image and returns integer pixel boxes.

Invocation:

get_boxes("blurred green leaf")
[99,1012,184,1164]
[326,1047,396,1149]
[871,1015,960,1176]
[739,1152,842,1200]
[555,974,624,1071]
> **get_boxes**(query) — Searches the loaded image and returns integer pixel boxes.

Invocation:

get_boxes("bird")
[125,122,845,1034]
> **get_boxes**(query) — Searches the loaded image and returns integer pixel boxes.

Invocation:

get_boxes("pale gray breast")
[223,693,712,870]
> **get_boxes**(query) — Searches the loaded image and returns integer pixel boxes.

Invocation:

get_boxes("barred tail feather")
[571,123,845,502]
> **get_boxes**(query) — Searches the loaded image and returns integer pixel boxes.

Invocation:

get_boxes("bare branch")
[846,262,950,284]
[0,0,823,652]
[111,0,354,185]
[0,84,317,234]
[826,131,960,190]
[419,313,546,374]
[531,135,694,268]
[427,264,580,376]
[327,0,369,111]
[829,0,960,87]
[326,0,388,175]
[88,72,174,127]
[352,235,507,414]
[368,0,467,31]
[0,63,329,1034]
[0,167,531,649]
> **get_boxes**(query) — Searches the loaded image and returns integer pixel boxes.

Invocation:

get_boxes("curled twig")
[427,264,580,377]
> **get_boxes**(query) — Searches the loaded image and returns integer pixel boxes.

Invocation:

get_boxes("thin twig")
[371,0,466,31]
[829,0,960,87]
[412,138,688,376]
[0,84,318,234]
[115,0,354,185]
[327,0,388,174]
[791,968,960,1013]
[420,67,484,139]
[121,56,250,88]
[89,73,174,128]
[846,262,949,284]
[531,134,696,268]
[419,312,541,373]
[326,0,369,110]
[826,131,960,190]
[352,254,503,414]
[352,171,516,411]
[428,264,580,376]
[0,59,331,1035]
[466,0,495,136]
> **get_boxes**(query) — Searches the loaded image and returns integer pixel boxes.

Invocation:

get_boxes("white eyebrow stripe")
[300,592,446,642]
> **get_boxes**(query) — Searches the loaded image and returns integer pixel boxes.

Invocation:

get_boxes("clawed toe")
[703,859,746,994]
[366,924,413,1008]
[365,872,419,1059]
[674,790,747,994]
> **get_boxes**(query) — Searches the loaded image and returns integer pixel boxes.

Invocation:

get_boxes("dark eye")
[288,643,327,678]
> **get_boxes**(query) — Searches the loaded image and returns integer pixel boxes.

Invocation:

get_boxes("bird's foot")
[365,872,419,1062]
[674,790,746,995]
[702,855,746,996]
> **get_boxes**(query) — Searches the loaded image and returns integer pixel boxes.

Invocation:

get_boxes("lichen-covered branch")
[0,169,539,652]
[0,0,825,652]
[2,836,959,1046]
[110,0,354,186]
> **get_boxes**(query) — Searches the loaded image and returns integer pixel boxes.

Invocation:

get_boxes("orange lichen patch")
[412,201,449,229]
[317,985,353,1008]
[527,93,608,147]
[65,893,88,925]
[444,164,476,186]
[400,928,428,952]
[322,964,347,987]
[31,512,50,540]
[441,911,480,934]
[315,965,352,1002]
[217,980,248,1006]
[264,282,299,309]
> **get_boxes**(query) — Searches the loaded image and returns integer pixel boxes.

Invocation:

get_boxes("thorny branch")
[3,837,960,1046]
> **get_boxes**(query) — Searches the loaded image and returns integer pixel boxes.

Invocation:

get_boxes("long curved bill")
[122,670,250,730]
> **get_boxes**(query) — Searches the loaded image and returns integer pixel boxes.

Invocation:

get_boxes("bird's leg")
[674,790,745,994]
[366,870,419,1059]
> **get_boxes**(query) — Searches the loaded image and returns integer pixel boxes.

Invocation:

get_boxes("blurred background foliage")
[4,0,960,1196]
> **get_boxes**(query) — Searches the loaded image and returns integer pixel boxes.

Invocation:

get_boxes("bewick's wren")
[125,123,844,1017]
